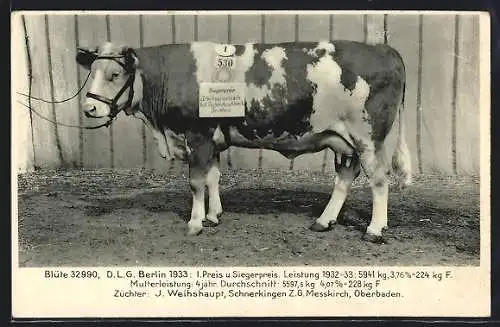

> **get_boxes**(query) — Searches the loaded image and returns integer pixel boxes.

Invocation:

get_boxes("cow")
[75,40,412,243]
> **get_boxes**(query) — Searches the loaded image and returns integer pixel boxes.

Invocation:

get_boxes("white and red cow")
[76,40,412,243]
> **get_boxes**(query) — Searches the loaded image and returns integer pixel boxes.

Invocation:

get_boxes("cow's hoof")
[362,231,386,244]
[186,226,203,236]
[202,220,219,227]
[203,212,223,227]
[309,221,336,232]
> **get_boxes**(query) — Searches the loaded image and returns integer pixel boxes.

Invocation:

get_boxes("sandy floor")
[16,168,480,267]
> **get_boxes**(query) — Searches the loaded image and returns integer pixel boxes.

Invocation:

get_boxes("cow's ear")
[76,46,98,70]
[121,46,139,73]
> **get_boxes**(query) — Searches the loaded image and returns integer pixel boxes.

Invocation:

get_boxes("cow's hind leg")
[357,144,390,244]
[310,153,361,232]
[203,153,224,227]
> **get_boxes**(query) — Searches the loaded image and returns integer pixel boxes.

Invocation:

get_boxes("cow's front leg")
[185,131,223,236]
[187,168,206,236]
[203,154,223,227]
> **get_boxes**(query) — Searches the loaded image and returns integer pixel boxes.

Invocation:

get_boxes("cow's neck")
[135,71,166,129]
[132,45,198,134]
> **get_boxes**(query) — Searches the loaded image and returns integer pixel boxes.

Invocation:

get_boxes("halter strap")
[95,55,127,69]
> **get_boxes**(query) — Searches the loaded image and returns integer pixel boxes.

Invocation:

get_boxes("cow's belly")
[227,126,354,158]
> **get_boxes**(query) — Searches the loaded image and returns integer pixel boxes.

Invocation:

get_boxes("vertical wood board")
[420,15,455,173]
[25,15,61,168]
[47,15,80,167]
[12,14,35,172]
[455,15,480,175]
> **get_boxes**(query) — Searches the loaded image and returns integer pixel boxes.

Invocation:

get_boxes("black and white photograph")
[11,10,490,317]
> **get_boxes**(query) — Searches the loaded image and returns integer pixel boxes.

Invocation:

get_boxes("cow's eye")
[111,72,120,80]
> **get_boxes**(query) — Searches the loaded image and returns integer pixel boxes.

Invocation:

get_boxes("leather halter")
[85,55,136,118]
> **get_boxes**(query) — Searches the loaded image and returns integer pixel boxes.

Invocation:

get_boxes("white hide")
[306,51,371,134]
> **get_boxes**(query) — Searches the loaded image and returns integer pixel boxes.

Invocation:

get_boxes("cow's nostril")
[84,106,97,117]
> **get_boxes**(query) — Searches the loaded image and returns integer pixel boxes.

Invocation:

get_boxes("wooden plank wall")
[14,12,481,176]
[47,15,81,168]
[420,15,456,174]
[455,14,480,175]
[24,15,62,169]
[12,14,35,173]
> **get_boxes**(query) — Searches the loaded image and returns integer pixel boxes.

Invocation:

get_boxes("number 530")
[217,57,234,68]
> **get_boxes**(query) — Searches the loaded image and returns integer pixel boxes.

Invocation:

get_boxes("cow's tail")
[391,81,413,189]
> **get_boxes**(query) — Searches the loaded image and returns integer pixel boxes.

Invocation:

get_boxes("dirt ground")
[16,167,480,267]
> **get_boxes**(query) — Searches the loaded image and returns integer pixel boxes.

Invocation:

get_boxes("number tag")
[214,43,236,57]
[213,44,237,83]
[215,56,234,68]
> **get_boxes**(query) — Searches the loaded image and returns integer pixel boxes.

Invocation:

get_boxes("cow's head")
[76,42,143,118]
